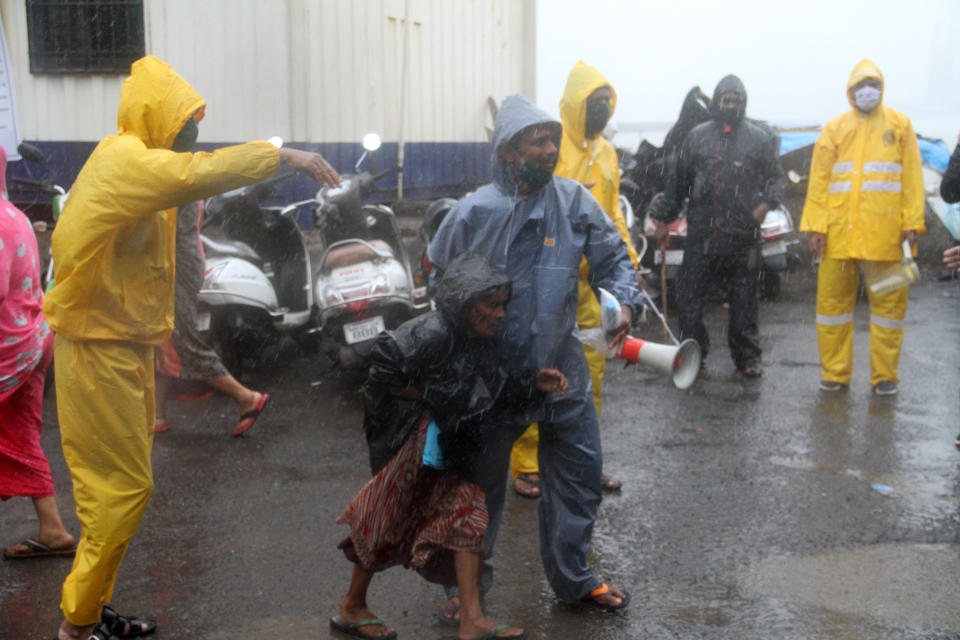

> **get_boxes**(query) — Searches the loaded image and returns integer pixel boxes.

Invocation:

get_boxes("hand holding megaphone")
[580,288,703,390]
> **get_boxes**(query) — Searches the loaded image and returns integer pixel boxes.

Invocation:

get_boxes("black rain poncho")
[656,75,784,247]
[362,252,542,476]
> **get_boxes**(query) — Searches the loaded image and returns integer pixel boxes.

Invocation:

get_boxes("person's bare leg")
[338,564,395,638]
[455,550,523,640]
[33,496,74,549]
[206,374,259,411]
[153,373,173,431]
[58,620,96,640]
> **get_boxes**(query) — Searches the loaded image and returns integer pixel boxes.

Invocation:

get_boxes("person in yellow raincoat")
[45,56,341,640]
[510,61,639,498]
[799,58,924,396]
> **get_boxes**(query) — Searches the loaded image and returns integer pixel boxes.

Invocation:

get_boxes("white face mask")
[854,85,882,112]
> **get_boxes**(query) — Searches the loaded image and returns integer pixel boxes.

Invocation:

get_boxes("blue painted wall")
[8,140,493,219]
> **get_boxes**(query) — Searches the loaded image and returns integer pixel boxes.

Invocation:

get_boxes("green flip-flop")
[472,624,528,640]
[330,614,398,640]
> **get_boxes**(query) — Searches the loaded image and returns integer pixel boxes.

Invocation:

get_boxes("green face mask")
[171,118,198,152]
[515,161,553,190]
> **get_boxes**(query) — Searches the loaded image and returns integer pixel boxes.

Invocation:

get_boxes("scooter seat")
[201,236,262,266]
[323,239,393,269]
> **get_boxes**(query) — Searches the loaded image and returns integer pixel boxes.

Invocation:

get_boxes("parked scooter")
[198,170,315,374]
[8,142,68,290]
[641,194,798,301]
[311,134,430,370]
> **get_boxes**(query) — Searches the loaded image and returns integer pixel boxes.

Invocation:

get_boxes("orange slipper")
[232,393,270,437]
[154,418,172,433]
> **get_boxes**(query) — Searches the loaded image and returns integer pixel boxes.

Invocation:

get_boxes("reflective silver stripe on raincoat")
[829,182,852,193]
[864,161,902,173]
[862,181,902,192]
[816,312,854,325]
[870,314,905,330]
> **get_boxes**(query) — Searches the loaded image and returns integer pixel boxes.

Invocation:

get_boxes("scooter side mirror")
[17,142,45,164]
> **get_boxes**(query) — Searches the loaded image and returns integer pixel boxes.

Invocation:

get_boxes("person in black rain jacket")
[654,74,784,377]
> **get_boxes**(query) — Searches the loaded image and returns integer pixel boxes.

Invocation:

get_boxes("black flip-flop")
[3,537,76,560]
[330,614,397,639]
[100,605,157,638]
[579,583,630,612]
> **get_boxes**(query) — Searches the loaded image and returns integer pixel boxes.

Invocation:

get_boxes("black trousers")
[676,240,762,369]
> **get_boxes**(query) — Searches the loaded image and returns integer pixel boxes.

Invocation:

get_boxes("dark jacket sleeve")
[756,128,785,210]
[941,143,960,204]
[656,133,694,223]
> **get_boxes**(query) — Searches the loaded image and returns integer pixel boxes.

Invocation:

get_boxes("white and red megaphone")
[617,336,701,390]
[583,287,702,390]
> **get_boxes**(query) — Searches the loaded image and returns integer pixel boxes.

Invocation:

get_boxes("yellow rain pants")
[55,336,155,626]
[816,257,908,386]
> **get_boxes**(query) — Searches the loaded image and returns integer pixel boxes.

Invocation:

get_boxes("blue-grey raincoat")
[427,94,642,603]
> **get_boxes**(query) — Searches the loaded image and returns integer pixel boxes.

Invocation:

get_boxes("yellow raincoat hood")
[555,61,637,269]
[44,56,280,343]
[558,60,617,150]
[118,56,206,149]
[846,58,884,110]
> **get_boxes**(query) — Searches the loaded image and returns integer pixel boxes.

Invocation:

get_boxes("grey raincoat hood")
[490,94,562,194]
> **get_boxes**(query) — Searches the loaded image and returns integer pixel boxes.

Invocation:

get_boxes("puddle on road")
[743,543,960,631]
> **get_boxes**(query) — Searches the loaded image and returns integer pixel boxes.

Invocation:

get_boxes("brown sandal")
[513,473,541,498]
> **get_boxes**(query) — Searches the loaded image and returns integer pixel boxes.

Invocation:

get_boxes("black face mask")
[584,100,611,138]
[716,107,742,126]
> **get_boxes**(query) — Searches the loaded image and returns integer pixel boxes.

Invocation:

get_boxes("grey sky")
[536,0,960,146]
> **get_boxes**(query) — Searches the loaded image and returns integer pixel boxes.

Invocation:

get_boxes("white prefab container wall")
[2,0,535,143]
[1,0,535,200]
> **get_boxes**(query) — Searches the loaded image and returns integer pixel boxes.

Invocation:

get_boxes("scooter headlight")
[371,273,392,296]
[323,285,344,306]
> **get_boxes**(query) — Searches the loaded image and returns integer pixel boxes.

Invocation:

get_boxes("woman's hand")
[278,148,342,188]
[536,368,568,396]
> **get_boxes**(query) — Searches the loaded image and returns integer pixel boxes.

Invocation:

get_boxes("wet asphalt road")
[2,265,960,640]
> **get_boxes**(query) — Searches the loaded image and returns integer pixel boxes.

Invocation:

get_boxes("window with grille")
[26,0,145,74]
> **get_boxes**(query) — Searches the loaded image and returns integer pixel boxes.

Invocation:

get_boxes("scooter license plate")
[343,316,385,344]
[762,239,787,257]
[196,311,211,332]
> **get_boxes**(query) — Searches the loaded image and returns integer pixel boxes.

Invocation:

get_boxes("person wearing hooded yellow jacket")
[799,59,924,396]
[510,61,639,498]
[45,56,341,640]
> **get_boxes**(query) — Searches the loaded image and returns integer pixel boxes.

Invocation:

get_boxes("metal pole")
[659,259,670,342]
[396,0,411,200]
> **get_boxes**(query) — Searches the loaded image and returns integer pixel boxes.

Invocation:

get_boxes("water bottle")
[580,288,622,358]
[598,288,622,332]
